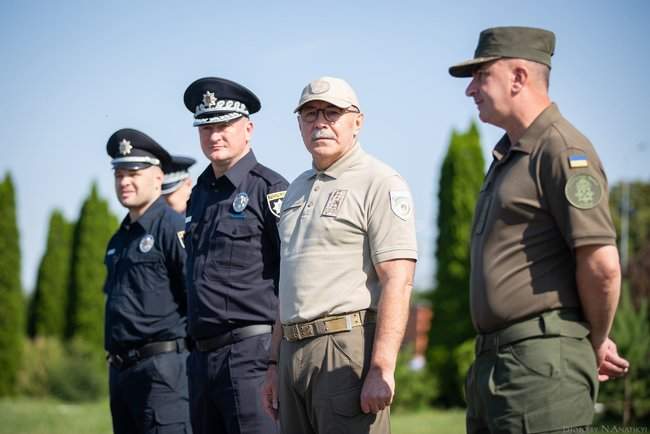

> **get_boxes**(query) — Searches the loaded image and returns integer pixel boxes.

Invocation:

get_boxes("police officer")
[449,27,630,432]
[104,128,191,434]
[163,155,196,214]
[182,77,288,434]
[261,77,418,434]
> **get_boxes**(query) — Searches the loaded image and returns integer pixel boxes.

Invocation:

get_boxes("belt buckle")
[297,323,314,340]
[323,315,353,333]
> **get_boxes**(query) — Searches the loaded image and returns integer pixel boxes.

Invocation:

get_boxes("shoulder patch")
[390,191,413,220]
[177,231,186,248]
[565,173,602,209]
[568,155,589,168]
[267,191,286,218]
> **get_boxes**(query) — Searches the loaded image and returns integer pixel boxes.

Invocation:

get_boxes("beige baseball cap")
[294,76,360,112]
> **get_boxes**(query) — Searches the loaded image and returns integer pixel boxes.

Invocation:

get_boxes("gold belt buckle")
[324,315,353,333]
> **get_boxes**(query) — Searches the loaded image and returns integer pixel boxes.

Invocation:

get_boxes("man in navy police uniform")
[163,154,196,214]
[182,77,288,434]
[104,128,192,434]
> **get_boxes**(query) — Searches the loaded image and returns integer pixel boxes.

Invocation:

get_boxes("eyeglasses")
[298,107,359,123]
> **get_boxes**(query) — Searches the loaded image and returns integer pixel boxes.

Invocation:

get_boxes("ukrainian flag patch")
[569,155,589,168]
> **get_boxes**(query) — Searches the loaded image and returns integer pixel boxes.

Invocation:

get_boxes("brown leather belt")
[282,310,376,342]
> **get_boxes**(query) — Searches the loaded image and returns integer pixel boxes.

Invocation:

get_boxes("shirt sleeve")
[164,212,188,312]
[540,135,616,249]
[264,179,289,292]
[367,174,419,264]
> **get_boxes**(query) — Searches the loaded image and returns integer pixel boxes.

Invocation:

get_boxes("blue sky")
[2,1,649,293]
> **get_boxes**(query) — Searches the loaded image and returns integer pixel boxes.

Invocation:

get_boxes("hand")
[261,365,279,420]
[592,337,630,381]
[360,366,395,414]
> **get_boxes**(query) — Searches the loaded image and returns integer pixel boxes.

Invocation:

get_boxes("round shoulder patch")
[564,173,602,209]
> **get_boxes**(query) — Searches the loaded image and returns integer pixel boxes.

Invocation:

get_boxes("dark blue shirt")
[185,150,288,339]
[103,197,187,353]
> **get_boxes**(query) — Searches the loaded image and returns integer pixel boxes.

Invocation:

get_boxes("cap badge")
[309,80,330,94]
[202,91,218,109]
[139,234,155,253]
[118,139,133,155]
[233,192,249,213]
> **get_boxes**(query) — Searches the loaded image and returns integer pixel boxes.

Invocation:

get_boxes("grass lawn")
[0,399,641,434]
[0,399,465,434]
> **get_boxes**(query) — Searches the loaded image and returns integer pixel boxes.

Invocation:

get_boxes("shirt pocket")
[125,254,167,293]
[472,187,493,236]
[206,219,262,271]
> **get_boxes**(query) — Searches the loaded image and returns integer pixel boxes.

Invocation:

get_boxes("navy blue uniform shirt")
[185,150,288,339]
[104,197,187,354]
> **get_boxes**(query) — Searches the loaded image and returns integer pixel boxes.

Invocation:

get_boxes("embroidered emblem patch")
[322,190,347,217]
[118,139,132,155]
[569,155,589,168]
[267,191,286,218]
[233,192,249,213]
[390,191,413,220]
[177,231,185,249]
[565,174,602,209]
[139,234,155,253]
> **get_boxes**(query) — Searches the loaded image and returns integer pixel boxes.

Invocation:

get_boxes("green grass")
[0,399,465,434]
[2,399,642,434]
[0,399,112,434]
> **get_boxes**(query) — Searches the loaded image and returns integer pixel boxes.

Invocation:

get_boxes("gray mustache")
[311,129,336,140]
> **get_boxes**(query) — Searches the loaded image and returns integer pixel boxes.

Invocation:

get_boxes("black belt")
[475,309,590,356]
[107,338,187,370]
[193,324,272,352]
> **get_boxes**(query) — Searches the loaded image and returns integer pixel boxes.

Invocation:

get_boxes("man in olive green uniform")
[260,76,418,434]
[449,27,630,433]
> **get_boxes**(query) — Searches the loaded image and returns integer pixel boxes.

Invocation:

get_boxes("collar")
[492,103,562,161]
[309,141,364,180]
[198,149,258,188]
[122,196,166,232]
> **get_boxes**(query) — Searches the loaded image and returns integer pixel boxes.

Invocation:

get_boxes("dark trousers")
[109,351,191,434]
[188,333,279,434]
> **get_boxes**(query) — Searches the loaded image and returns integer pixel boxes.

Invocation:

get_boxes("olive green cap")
[449,26,556,77]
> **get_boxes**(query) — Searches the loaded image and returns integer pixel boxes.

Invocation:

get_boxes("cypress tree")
[28,210,74,338]
[0,173,24,395]
[428,122,485,405]
[66,182,117,348]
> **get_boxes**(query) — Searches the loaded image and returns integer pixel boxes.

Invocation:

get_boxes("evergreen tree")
[427,122,485,406]
[66,182,117,348]
[28,210,74,338]
[0,173,24,395]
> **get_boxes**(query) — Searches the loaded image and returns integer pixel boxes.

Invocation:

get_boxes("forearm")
[575,244,621,346]
[370,261,415,372]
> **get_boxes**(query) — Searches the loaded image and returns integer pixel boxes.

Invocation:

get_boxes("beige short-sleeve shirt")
[278,143,418,324]
[470,103,616,333]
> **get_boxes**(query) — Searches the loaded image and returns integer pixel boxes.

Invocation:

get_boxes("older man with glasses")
[261,76,418,434]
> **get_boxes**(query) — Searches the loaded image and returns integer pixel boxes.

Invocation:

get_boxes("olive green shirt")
[278,142,418,324]
[470,103,616,333]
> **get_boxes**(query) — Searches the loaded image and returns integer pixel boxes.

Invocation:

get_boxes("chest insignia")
[176,231,185,249]
[267,191,286,218]
[139,234,155,253]
[233,192,249,213]
[390,190,413,220]
[322,190,347,217]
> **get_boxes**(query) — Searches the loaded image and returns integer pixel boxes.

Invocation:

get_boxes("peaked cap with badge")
[449,26,556,77]
[162,155,196,195]
[183,77,261,127]
[107,128,172,170]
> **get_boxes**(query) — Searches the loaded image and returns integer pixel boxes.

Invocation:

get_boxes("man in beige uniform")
[261,76,418,433]
[449,27,630,433]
